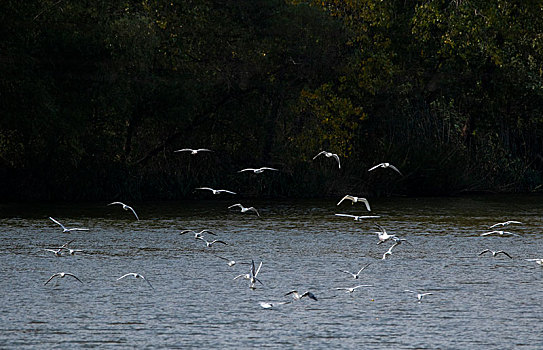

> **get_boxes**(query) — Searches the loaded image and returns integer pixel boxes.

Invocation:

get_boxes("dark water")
[1,195,542,349]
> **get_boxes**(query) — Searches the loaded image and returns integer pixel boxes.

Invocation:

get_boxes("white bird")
[382,242,400,260]
[228,203,260,217]
[480,230,519,237]
[196,187,236,195]
[526,258,543,266]
[238,167,278,174]
[335,213,380,221]
[335,285,372,294]
[43,248,63,257]
[284,290,318,301]
[368,162,403,176]
[374,224,396,245]
[489,220,523,229]
[174,148,212,155]
[259,301,291,309]
[234,260,263,289]
[390,236,413,246]
[117,273,154,289]
[180,229,217,239]
[337,195,371,211]
[198,237,227,248]
[49,217,89,233]
[313,151,341,169]
[337,263,372,279]
[479,249,512,258]
[404,289,433,301]
[211,254,249,267]
[44,272,83,285]
[107,202,139,220]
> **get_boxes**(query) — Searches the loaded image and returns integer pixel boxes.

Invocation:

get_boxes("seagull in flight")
[259,301,291,309]
[117,273,154,289]
[489,220,523,229]
[382,242,400,260]
[526,258,543,266]
[49,217,89,233]
[313,151,341,169]
[374,224,396,245]
[197,237,227,248]
[335,213,380,221]
[285,290,318,301]
[180,229,217,239]
[107,202,139,220]
[44,240,74,256]
[238,167,278,174]
[174,148,212,155]
[196,187,236,195]
[211,254,249,267]
[337,195,371,211]
[234,260,263,289]
[337,263,372,279]
[44,272,83,285]
[368,162,403,176]
[228,203,260,217]
[479,249,512,258]
[404,289,433,301]
[480,230,519,237]
[335,285,372,294]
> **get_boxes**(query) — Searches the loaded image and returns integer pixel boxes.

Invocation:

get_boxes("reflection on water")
[1,195,543,348]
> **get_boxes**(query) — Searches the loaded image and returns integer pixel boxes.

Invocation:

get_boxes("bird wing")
[480,231,497,236]
[65,273,83,283]
[337,269,354,276]
[212,254,230,261]
[233,274,247,280]
[196,149,212,152]
[196,187,213,191]
[219,190,237,194]
[404,289,417,294]
[142,276,155,289]
[368,164,383,172]
[337,195,353,206]
[117,273,135,280]
[238,168,255,173]
[489,222,504,228]
[179,230,195,235]
[361,198,371,211]
[212,240,228,246]
[44,273,59,285]
[200,229,217,236]
[67,228,89,231]
[248,207,261,217]
[332,154,341,168]
[261,167,278,171]
[228,203,242,209]
[255,261,263,277]
[302,291,318,301]
[174,149,192,152]
[49,217,66,230]
[478,249,491,256]
[284,290,298,296]
[356,263,372,275]
[388,164,403,175]
[335,213,355,218]
[497,251,512,258]
[312,151,326,160]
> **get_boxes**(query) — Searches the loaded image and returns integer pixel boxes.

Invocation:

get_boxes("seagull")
[404,289,433,301]
[49,217,89,233]
[107,202,139,220]
[478,249,512,258]
[284,290,318,301]
[197,237,227,248]
[117,273,154,289]
[235,260,263,289]
[337,195,371,211]
[211,254,249,267]
[174,148,212,155]
[259,301,291,309]
[228,203,260,217]
[335,285,372,294]
[180,229,217,239]
[337,263,372,279]
[313,151,341,169]
[44,272,83,285]
[368,162,403,176]
[526,258,543,266]
[489,220,523,229]
[43,248,63,257]
[374,224,396,245]
[196,187,236,195]
[335,213,380,221]
[382,242,400,260]
[480,230,520,237]
[238,167,278,174]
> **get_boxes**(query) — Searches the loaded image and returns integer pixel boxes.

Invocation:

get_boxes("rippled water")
[1,195,542,349]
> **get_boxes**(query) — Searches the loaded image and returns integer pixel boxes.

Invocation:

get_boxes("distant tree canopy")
[1,0,542,200]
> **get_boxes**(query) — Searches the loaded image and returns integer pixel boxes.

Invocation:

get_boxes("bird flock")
[39,149,542,309]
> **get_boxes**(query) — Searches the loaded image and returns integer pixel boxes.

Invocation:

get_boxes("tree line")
[1,0,542,200]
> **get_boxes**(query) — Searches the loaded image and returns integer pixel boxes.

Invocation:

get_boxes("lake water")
[1,195,542,349]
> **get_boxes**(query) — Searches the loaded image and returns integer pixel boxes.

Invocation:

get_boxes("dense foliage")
[1,0,542,200]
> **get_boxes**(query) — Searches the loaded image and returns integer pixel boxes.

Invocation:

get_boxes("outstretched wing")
[478,249,491,256]
[312,151,326,160]
[49,217,66,230]
[332,154,341,168]
[387,164,403,176]
[65,273,83,283]
[44,273,59,285]
[356,263,372,275]
[368,163,383,172]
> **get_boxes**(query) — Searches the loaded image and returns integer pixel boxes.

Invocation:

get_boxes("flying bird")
[107,202,139,220]
[526,258,543,266]
[259,301,291,309]
[368,162,403,176]
[211,254,249,267]
[180,229,217,239]
[49,217,89,233]
[284,290,318,301]
[228,203,260,217]
[44,272,83,285]
[480,230,519,237]
[235,260,263,289]
[335,285,372,294]
[489,220,523,229]
[337,263,372,279]
[404,289,433,301]
[43,248,63,257]
[478,249,512,258]
[198,237,227,248]
[335,213,380,221]
[174,148,212,155]
[196,187,236,195]
[313,151,341,169]
[337,195,371,211]
[238,167,278,174]
[117,273,154,289]
[382,242,400,260]
[374,224,396,245]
